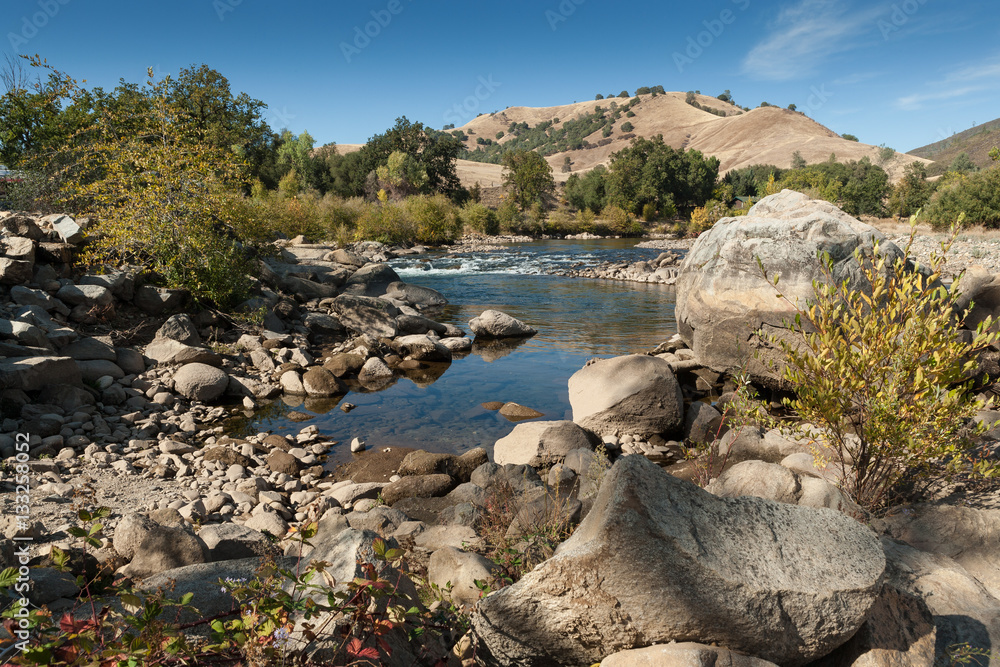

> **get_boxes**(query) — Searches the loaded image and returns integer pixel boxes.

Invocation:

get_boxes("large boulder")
[470,455,885,667]
[329,294,399,337]
[493,420,600,467]
[469,310,537,338]
[568,355,684,438]
[0,356,81,391]
[342,262,401,297]
[675,190,905,386]
[172,363,229,402]
[386,281,448,308]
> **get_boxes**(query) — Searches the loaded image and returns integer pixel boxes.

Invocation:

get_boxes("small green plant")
[764,215,1000,512]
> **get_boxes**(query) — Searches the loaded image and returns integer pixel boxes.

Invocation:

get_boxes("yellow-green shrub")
[403,194,462,243]
[770,217,999,511]
[462,201,500,235]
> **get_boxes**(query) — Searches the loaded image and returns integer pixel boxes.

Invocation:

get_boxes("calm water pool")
[240,239,680,465]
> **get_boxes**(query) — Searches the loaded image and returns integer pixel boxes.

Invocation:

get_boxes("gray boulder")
[429,546,499,606]
[0,258,33,285]
[601,643,779,667]
[43,214,84,243]
[391,334,452,362]
[133,285,187,315]
[198,523,277,561]
[119,520,209,579]
[342,262,400,297]
[469,310,537,338]
[470,455,885,667]
[60,337,117,361]
[0,356,81,391]
[145,338,221,367]
[494,420,600,467]
[675,190,905,387]
[56,284,113,308]
[155,314,201,346]
[386,281,448,307]
[301,367,346,397]
[330,294,399,337]
[172,363,229,402]
[568,354,684,438]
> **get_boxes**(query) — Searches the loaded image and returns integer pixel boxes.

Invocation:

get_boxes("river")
[241,238,681,465]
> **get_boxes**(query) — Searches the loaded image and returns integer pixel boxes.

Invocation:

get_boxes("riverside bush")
[461,201,499,235]
[767,216,999,512]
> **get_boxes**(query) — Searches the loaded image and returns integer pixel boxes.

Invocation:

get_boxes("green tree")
[924,166,1000,229]
[888,162,934,218]
[840,157,889,216]
[618,90,629,98]
[841,133,859,142]
[375,150,428,200]
[349,117,463,200]
[620,121,634,133]
[948,152,978,174]
[564,165,608,213]
[606,135,719,214]
[791,151,806,169]
[501,149,555,211]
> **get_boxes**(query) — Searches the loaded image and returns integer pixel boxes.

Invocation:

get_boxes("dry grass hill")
[908,117,1000,176]
[337,92,930,189]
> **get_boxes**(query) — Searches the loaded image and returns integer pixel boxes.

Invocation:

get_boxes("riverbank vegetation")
[4,56,1000,307]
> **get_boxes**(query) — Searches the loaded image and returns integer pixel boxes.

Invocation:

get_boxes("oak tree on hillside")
[501,148,555,211]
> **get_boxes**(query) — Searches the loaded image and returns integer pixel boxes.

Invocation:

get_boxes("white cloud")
[896,56,1000,110]
[742,0,883,80]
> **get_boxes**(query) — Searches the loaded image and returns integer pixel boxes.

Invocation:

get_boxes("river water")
[243,238,680,464]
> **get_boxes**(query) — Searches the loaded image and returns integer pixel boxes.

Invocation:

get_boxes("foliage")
[791,150,806,170]
[889,161,935,218]
[375,150,428,200]
[461,201,499,235]
[1,510,463,666]
[924,165,1000,229]
[949,152,979,174]
[620,121,634,133]
[472,478,577,589]
[600,204,642,236]
[605,135,719,214]
[841,133,859,142]
[501,149,555,211]
[765,218,999,511]
[402,193,462,243]
[496,198,524,233]
[564,165,608,213]
[777,158,889,216]
[337,117,463,200]
[722,163,784,198]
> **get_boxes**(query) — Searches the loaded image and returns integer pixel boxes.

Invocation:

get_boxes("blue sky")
[3,0,999,153]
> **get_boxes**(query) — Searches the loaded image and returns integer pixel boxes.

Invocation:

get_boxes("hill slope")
[448,92,928,185]
[908,118,1000,175]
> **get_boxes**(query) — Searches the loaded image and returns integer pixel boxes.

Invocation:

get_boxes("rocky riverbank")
[3,196,1000,666]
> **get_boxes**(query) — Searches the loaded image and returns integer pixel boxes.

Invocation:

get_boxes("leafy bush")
[600,204,642,235]
[924,166,1000,229]
[496,198,523,233]
[889,162,935,218]
[767,220,999,511]
[354,201,415,244]
[461,201,500,235]
[403,193,462,243]
[621,121,634,132]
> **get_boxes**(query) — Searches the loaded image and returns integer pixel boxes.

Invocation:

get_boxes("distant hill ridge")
[908,118,1000,176]
[440,91,928,187]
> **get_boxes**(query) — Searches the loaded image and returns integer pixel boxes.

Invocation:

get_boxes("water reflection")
[237,239,679,465]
